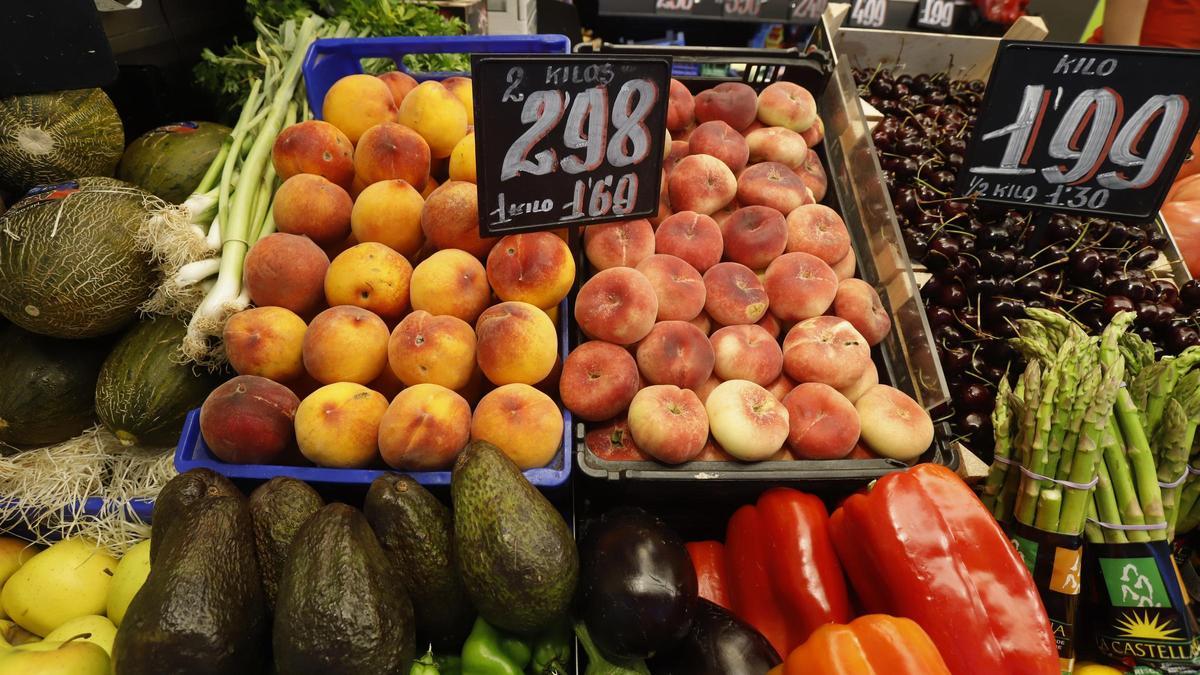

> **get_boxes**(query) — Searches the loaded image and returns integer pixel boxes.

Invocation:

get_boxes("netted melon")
[0,177,158,338]
[117,121,231,204]
[96,315,226,448]
[0,323,108,447]
[0,89,124,195]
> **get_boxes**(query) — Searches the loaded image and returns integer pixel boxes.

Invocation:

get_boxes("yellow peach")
[396,81,468,159]
[350,180,425,259]
[324,242,413,322]
[470,383,563,469]
[295,382,388,468]
[322,74,396,144]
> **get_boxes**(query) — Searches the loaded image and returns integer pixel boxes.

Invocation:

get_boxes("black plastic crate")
[567,37,956,489]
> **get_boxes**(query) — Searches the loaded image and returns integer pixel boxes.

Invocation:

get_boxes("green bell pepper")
[410,646,463,674]
[410,648,462,675]
[436,655,463,675]
[530,623,572,675]
[412,648,441,675]
[462,617,532,675]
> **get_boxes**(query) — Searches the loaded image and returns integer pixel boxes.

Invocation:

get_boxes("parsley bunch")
[197,0,469,116]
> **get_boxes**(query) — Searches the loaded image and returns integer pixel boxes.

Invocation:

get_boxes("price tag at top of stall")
[846,0,888,28]
[471,55,671,236]
[958,41,1200,220]
[914,0,956,32]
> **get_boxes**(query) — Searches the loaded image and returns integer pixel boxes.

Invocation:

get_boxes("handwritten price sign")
[471,55,671,235]
[958,41,1200,219]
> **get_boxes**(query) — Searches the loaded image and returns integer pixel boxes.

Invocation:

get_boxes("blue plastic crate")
[302,34,571,118]
[176,298,574,489]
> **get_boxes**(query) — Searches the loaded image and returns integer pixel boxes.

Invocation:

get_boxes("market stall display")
[7,1,1200,671]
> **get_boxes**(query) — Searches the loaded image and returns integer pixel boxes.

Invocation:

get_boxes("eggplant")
[579,507,698,661]
[647,599,782,675]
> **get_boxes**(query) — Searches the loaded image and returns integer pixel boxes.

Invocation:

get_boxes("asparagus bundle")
[985,309,1200,542]
[984,309,1121,536]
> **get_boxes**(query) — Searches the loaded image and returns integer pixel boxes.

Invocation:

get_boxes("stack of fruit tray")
[174,35,576,494]
[570,32,957,487]
[828,7,1194,464]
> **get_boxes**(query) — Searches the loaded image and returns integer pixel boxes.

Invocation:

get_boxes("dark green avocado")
[364,474,474,650]
[452,440,579,636]
[112,493,268,674]
[149,468,240,563]
[273,503,415,674]
[249,477,324,611]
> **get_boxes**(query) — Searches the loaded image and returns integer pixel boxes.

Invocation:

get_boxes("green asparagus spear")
[1086,498,1104,543]
[1157,398,1189,539]
[1102,418,1151,542]
[1044,338,1084,481]
[1120,331,1156,379]
[1093,457,1128,544]
[983,376,1014,511]
[997,361,1041,523]
[1115,392,1167,540]
[1058,344,1101,481]
[1016,352,1064,527]
[1058,355,1123,535]
[1036,489,1063,532]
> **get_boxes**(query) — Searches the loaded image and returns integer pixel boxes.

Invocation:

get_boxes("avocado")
[149,468,239,563]
[273,503,415,674]
[112,494,268,674]
[452,441,578,636]
[364,474,474,650]
[249,477,324,610]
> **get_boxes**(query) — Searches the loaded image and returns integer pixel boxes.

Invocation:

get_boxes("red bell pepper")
[685,541,732,611]
[828,463,1058,675]
[758,488,851,641]
[726,504,796,658]
[725,488,851,659]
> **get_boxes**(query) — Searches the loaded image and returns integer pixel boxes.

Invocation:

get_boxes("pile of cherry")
[853,66,1200,458]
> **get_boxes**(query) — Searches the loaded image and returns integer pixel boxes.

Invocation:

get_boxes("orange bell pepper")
[768,615,951,675]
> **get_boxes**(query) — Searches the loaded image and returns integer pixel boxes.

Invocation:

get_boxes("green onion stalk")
[135,15,353,365]
[181,18,319,365]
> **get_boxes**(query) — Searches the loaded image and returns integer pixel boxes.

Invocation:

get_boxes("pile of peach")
[565,79,936,466]
[199,71,572,474]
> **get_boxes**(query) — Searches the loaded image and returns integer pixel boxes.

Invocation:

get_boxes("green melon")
[0,89,124,195]
[0,177,157,338]
[0,323,108,447]
[96,315,226,448]
[117,121,231,204]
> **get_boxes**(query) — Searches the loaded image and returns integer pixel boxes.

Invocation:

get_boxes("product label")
[11,180,80,213]
[154,121,200,134]
[1089,540,1200,669]
[1008,521,1083,674]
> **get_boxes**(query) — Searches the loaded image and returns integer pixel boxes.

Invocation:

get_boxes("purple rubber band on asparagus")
[1017,465,1099,490]
[991,455,1099,490]
[1189,465,1200,476]
[1158,471,1189,489]
[1086,518,1169,532]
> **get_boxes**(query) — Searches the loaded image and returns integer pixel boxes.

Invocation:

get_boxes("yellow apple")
[0,539,116,636]
[106,540,150,627]
[0,639,110,675]
[43,615,115,656]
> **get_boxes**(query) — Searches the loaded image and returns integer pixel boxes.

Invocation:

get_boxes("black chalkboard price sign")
[958,41,1200,220]
[914,0,956,32]
[846,0,888,28]
[471,55,671,236]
